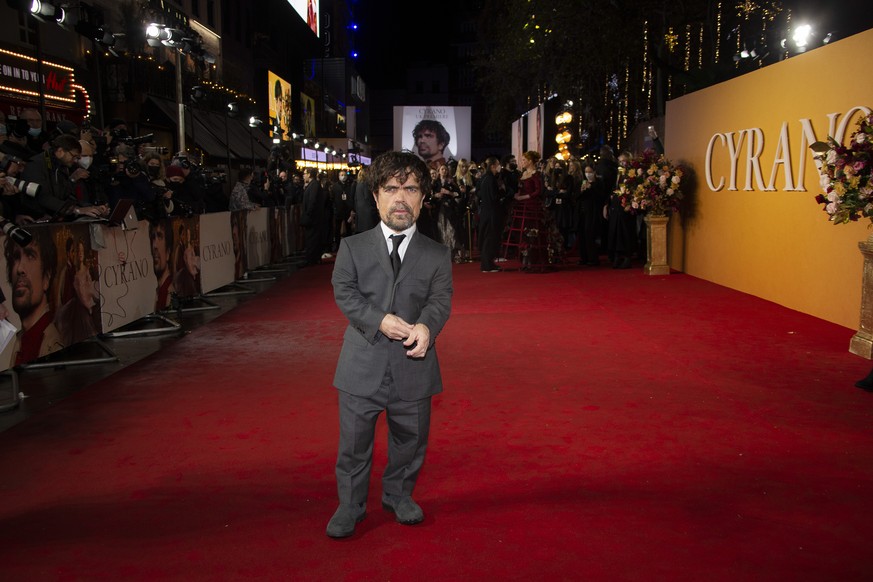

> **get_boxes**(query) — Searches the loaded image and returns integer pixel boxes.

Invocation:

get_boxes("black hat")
[107,118,127,130]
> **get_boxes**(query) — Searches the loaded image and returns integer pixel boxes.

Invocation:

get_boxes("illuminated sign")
[0,47,76,104]
[286,0,319,37]
[267,71,292,141]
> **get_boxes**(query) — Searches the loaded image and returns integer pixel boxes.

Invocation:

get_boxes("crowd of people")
[0,109,657,273]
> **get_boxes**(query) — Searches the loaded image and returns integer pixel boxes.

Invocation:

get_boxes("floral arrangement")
[812,112,873,224]
[615,149,684,215]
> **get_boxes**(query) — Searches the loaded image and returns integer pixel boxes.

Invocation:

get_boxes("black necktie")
[390,234,405,278]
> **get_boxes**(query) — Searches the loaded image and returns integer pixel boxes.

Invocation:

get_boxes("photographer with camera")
[70,139,109,211]
[20,108,48,154]
[18,134,107,222]
[1,118,37,160]
[171,154,207,215]
[142,152,176,218]
[108,148,159,218]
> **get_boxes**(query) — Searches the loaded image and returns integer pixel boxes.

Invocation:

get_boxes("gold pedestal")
[644,213,670,276]
[850,235,873,359]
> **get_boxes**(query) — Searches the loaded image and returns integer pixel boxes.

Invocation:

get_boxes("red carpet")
[1,261,872,581]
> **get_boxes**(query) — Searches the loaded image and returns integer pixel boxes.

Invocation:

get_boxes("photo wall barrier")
[199,212,235,294]
[245,207,271,271]
[665,27,873,330]
[97,220,155,334]
[0,205,300,372]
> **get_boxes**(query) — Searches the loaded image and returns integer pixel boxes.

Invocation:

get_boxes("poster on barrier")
[97,220,155,333]
[0,223,98,371]
[169,216,202,300]
[199,211,235,294]
[246,207,271,270]
[230,210,248,280]
[269,206,287,264]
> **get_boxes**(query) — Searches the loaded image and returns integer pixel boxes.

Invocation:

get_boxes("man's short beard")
[383,203,415,231]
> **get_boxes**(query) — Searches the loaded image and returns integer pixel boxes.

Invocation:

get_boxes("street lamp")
[146,23,197,152]
[248,116,263,168]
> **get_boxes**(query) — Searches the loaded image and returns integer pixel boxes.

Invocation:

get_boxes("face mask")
[147,166,161,178]
[585,173,595,181]
[28,127,41,137]
[167,181,182,191]
[79,156,93,169]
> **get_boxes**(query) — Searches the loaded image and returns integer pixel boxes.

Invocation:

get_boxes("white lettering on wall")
[704,106,872,193]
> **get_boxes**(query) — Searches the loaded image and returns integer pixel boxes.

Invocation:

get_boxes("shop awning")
[145,96,231,160]
[191,108,272,163]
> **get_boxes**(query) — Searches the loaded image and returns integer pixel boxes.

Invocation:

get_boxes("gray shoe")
[381,493,424,525]
[326,503,366,538]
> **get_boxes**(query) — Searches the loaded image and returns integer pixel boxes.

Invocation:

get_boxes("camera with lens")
[0,154,24,174]
[142,146,169,155]
[123,159,142,176]
[113,128,155,147]
[6,176,41,197]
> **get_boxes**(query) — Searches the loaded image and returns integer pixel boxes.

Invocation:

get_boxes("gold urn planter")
[643,213,671,276]
[850,233,873,359]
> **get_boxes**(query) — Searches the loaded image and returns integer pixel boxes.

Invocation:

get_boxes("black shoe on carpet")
[382,494,424,525]
[326,503,366,538]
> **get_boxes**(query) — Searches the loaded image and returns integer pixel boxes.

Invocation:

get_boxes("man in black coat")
[353,165,379,233]
[476,157,503,272]
[301,166,325,265]
[331,170,354,251]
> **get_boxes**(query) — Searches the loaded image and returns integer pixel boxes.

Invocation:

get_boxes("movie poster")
[199,212,235,294]
[301,92,316,138]
[245,207,271,271]
[97,220,155,333]
[393,106,471,168]
[268,71,293,141]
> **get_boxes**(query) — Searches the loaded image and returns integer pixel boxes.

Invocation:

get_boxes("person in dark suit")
[477,156,503,272]
[327,151,453,538]
[352,165,379,233]
[300,167,324,265]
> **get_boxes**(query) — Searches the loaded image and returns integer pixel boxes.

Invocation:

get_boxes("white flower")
[826,149,838,165]
[856,132,868,144]
[826,202,837,214]
[666,188,675,196]
[671,175,680,185]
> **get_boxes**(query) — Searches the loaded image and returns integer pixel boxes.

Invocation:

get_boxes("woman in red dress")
[507,150,552,270]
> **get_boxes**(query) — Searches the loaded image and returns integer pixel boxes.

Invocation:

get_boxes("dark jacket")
[353,179,379,233]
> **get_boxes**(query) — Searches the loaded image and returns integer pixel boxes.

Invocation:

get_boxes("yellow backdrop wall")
[665,28,873,331]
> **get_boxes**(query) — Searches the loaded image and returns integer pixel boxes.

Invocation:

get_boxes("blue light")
[351,51,358,58]
[350,23,358,30]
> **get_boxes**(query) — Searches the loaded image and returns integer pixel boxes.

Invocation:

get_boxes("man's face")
[415,130,443,160]
[150,225,169,277]
[376,173,424,232]
[56,147,81,168]
[21,111,41,129]
[10,241,48,319]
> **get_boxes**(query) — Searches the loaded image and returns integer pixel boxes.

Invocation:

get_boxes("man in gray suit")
[328,151,453,538]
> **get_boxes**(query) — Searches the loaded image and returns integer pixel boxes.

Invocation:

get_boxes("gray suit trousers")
[335,365,432,505]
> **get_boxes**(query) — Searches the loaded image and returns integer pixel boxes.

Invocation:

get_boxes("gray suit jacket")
[332,226,453,400]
